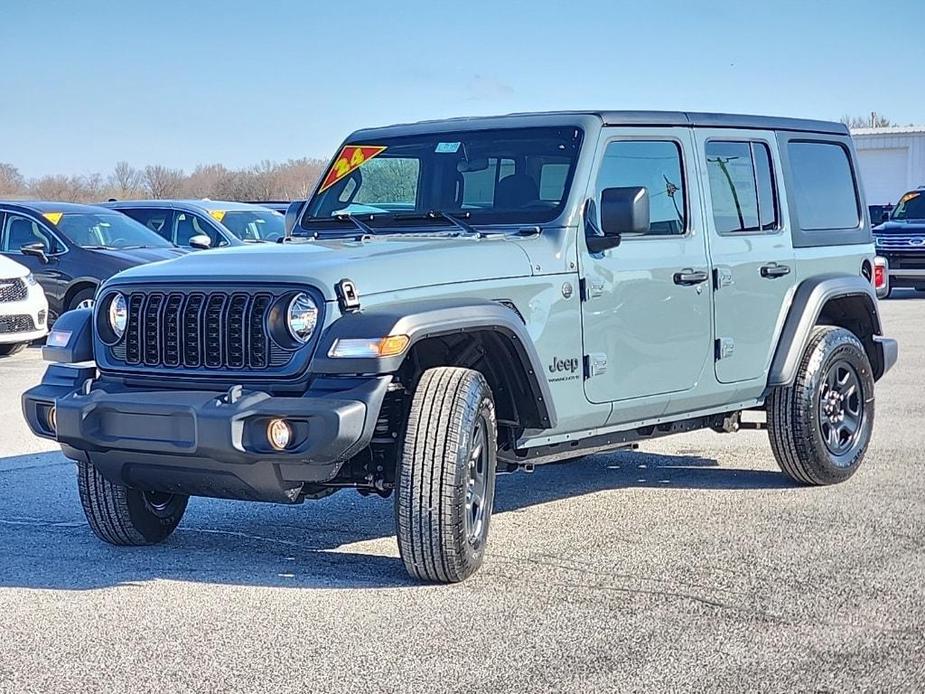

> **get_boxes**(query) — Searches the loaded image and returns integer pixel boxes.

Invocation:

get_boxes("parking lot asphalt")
[1,295,924,694]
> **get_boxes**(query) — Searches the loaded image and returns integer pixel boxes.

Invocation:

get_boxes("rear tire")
[395,367,497,583]
[767,326,874,485]
[77,459,188,545]
[0,342,27,357]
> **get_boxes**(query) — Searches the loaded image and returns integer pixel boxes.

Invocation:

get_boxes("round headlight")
[286,293,318,343]
[108,293,127,338]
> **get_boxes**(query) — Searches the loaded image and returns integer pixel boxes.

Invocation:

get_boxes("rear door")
[580,128,714,405]
[693,129,796,383]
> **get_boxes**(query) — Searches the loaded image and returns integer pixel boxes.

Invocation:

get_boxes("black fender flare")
[42,307,94,363]
[768,274,893,386]
[312,298,556,429]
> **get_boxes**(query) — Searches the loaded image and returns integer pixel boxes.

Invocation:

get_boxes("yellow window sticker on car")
[318,145,387,193]
[42,212,63,225]
[208,210,226,222]
[900,192,920,204]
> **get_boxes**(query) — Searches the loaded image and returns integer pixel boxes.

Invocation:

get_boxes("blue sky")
[2,0,922,178]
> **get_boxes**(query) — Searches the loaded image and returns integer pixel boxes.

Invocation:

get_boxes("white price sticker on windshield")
[435,142,461,153]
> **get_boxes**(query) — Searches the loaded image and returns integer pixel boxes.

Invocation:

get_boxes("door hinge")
[580,278,604,300]
[715,337,735,360]
[584,353,608,379]
[714,267,734,290]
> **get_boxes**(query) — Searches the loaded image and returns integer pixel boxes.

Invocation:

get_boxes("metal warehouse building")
[852,126,925,206]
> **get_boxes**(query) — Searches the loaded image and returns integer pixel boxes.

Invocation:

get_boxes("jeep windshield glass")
[891,191,925,221]
[299,126,583,233]
[220,210,285,241]
[55,213,174,249]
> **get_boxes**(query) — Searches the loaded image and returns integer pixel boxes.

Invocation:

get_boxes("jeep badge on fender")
[23,110,896,584]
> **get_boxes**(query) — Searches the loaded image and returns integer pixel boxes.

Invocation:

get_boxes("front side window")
[174,213,222,247]
[301,126,583,234]
[2,215,62,253]
[788,141,860,230]
[705,141,778,233]
[595,140,686,236]
[56,213,173,249]
[220,210,285,241]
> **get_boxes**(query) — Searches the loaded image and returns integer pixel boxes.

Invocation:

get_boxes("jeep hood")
[107,236,534,300]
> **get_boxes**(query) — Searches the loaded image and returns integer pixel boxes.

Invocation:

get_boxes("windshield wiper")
[394,210,479,235]
[299,213,376,238]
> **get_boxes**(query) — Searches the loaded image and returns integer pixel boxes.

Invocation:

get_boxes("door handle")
[760,263,791,279]
[673,269,709,286]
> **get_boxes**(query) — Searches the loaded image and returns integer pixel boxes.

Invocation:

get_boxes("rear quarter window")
[788,141,860,231]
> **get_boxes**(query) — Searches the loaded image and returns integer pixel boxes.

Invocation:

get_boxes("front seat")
[495,174,539,209]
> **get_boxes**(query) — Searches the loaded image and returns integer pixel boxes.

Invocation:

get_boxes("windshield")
[220,210,285,241]
[891,191,925,221]
[56,213,173,249]
[300,126,583,234]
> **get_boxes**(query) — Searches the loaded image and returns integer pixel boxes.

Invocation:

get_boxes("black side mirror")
[587,186,649,253]
[881,212,890,223]
[284,200,304,237]
[20,242,49,263]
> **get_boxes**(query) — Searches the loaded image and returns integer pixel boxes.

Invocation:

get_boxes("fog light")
[267,418,292,451]
[47,406,57,433]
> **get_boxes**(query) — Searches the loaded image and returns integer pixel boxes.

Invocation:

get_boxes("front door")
[693,129,796,384]
[0,212,70,309]
[580,128,713,405]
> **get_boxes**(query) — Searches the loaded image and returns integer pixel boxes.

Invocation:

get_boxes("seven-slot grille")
[0,278,27,303]
[119,290,277,370]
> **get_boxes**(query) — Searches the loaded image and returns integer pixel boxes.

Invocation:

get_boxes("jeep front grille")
[0,278,27,304]
[116,290,282,371]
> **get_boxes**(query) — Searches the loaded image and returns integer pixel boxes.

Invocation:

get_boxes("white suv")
[0,255,48,356]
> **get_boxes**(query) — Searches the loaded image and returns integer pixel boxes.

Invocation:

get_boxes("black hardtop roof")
[349,110,848,139]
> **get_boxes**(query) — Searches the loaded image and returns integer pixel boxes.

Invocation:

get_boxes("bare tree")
[143,164,185,199]
[28,175,85,201]
[0,163,25,197]
[4,156,329,204]
[276,158,326,198]
[109,161,143,198]
[841,112,898,129]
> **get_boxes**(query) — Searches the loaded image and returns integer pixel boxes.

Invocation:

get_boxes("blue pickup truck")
[873,188,925,296]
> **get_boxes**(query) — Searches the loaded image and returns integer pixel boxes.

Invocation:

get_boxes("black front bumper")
[22,365,390,503]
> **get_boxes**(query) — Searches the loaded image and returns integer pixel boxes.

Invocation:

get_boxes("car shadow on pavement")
[0,448,796,591]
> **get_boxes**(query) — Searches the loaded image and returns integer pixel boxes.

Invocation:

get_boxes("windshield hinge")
[336,279,361,313]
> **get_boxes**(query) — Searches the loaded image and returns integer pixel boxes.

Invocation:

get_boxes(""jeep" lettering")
[548,357,579,374]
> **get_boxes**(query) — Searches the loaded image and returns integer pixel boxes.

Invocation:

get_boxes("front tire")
[0,342,27,357]
[395,367,497,583]
[767,326,875,485]
[77,459,188,545]
[68,287,97,312]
